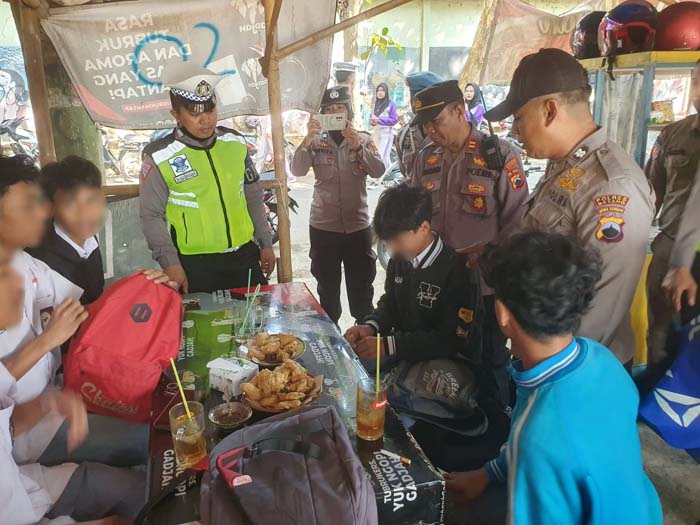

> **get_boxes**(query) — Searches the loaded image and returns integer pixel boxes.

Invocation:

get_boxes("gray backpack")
[200,405,378,525]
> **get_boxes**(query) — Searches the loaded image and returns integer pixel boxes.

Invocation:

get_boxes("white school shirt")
[53,224,99,260]
[2,251,83,463]
[0,363,77,525]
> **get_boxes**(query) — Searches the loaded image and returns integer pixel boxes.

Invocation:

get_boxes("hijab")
[373,82,391,117]
[465,83,483,111]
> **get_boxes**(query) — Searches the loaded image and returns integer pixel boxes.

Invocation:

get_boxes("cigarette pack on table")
[207,357,258,398]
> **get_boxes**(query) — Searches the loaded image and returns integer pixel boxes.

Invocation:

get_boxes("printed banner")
[42,0,335,129]
[482,0,603,84]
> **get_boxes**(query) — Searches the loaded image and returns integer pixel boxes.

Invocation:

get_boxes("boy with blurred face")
[0,155,153,471]
[446,233,661,525]
[27,156,106,305]
[0,240,145,525]
[292,86,385,325]
[345,185,480,372]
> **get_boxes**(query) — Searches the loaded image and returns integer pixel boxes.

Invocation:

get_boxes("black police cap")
[410,80,464,126]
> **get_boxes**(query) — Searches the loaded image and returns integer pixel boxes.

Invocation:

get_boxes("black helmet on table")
[571,11,606,59]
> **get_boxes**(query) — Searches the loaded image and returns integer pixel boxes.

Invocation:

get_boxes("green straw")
[376,334,381,395]
[246,268,252,312]
[239,283,261,336]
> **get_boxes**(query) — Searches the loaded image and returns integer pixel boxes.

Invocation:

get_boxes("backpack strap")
[133,467,205,525]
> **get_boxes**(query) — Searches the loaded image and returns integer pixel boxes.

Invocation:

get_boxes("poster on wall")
[42,0,335,129]
[0,45,36,157]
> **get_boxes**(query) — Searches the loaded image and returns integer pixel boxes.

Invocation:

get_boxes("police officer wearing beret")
[394,71,443,179]
[488,48,655,365]
[140,64,275,293]
[645,60,700,372]
[410,79,529,405]
[291,86,385,324]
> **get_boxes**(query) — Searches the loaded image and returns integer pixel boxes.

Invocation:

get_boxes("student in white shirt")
[0,237,144,525]
[0,156,172,467]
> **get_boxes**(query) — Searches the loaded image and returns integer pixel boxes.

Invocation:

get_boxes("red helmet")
[655,2,700,51]
[599,0,659,57]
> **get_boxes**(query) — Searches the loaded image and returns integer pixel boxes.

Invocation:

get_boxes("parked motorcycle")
[260,169,299,245]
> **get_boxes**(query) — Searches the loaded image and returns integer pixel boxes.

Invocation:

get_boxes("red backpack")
[64,272,182,423]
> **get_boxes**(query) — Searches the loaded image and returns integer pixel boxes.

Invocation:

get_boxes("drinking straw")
[170,357,193,420]
[376,334,381,395]
[245,268,252,312]
[239,283,262,336]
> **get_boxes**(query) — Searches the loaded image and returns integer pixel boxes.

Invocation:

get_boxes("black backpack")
[200,405,378,525]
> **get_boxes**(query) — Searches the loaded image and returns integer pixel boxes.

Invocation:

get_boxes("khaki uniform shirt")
[395,124,432,179]
[670,161,700,268]
[291,131,385,234]
[645,114,700,239]
[522,128,655,362]
[410,126,529,251]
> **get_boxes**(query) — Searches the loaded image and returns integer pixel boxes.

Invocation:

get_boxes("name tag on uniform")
[169,155,199,184]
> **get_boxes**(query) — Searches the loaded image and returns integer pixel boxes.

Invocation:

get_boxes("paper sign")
[318,113,347,131]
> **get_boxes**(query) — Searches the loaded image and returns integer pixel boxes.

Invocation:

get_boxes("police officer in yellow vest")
[140,64,275,293]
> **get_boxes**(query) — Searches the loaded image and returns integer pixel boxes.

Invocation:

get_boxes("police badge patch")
[169,155,199,184]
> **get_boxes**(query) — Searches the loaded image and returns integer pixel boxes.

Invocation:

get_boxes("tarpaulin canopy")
[41,0,336,129]
[460,0,662,87]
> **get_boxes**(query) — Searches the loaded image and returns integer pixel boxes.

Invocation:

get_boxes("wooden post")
[263,0,293,283]
[11,0,56,164]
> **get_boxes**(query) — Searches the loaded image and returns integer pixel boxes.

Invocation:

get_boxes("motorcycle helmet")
[598,0,659,57]
[572,11,606,59]
[655,2,700,51]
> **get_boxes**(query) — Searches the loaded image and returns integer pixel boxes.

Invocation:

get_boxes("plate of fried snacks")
[241,360,322,413]
[244,332,306,367]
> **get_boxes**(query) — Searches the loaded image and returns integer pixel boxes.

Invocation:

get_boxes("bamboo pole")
[263,0,293,283]
[11,0,56,164]
[276,0,414,61]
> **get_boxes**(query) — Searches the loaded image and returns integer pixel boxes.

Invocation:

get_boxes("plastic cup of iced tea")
[356,378,387,441]
[169,401,207,468]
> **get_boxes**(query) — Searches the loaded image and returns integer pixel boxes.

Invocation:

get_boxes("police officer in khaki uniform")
[410,80,529,405]
[487,48,655,364]
[291,86,385,324]
[645,60,700,369]
[140,64,274,294]
[663,164,700,316]
[394,71,443,179]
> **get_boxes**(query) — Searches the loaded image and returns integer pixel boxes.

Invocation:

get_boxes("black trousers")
[482,295,512,407]
[309,225,376,324]
[179,241,268,293]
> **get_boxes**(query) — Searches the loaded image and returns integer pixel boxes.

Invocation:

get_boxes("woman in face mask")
[369,82,399,168]
[464,83,486,130]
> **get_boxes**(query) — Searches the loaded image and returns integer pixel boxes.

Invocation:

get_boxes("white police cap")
[164,62,222,104]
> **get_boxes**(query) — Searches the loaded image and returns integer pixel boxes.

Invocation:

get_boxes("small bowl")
[208,402,253,431]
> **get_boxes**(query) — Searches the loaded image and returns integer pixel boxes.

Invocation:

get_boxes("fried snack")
[261,341,281,356]
[259,395,279,408]
[256,369,286,394]
[281,360,308,383]
[255,333,271,347]
[244,359,318,412]
[278,391,306,401]
[283,340,304,355]
[241,382,262,401]
[248,346,265,361]
[274,400,302,410]
[279,334,297,347]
